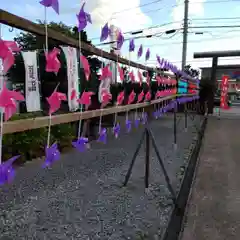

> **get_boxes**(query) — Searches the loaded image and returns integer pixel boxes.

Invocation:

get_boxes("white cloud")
[171,0,206,28]
[61,0,152,32]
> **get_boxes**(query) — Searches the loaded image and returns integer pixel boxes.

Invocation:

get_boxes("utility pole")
[182,0,189,70]
[182,0,189,131]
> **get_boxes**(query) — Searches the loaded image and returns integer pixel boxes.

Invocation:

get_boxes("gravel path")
[0,113,203,240]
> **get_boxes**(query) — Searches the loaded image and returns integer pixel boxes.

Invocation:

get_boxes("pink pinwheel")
[138,70,143,86]
[70,89,77,100]
[0,82,24,121]
[0,155,20,185]
[76,2,92,32]
[137,91,145,103]
[45,47,61,74]
[40,0,59,14]
[42,143,60,168]
[128,90,136,104]
[46,90,67,115]
[77,91,94,108]
[80,55,90,81]
[118,64,124,81]
[117,91,124,105]
[155,90,163,99]
[129,71,135,82]
[99,64,112,81]
[101,89,112,107]
[145,91,151,102]
[0,39,20,73]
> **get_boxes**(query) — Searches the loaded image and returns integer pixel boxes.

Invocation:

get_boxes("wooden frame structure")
[0,9,197,135]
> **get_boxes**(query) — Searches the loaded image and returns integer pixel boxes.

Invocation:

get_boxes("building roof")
[201,65,240,70]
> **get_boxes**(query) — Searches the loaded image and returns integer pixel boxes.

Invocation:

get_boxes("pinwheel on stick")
[43,83,66,168]
[40,0,60,71]
[0,37,24,185]
[71,91,94,152]
[125,90,136,133]
[113,91,124,138]
[98,89,112,144]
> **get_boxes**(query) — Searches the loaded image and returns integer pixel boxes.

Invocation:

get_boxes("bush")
[2,112,76,165]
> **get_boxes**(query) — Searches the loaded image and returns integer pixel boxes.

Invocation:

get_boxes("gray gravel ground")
[0,113,203,240]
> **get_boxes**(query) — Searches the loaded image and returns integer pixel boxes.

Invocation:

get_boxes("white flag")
[61,46,79,111]
[21,51,41,112]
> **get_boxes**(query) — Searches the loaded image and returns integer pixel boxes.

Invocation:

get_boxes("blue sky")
[1,0,240,70]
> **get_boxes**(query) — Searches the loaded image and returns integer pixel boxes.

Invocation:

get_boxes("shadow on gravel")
[0,113,204,240]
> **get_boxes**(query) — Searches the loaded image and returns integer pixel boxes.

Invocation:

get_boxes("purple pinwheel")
[100,23,110,42]
[72,137,89,152]
[76,3,92,32]
[98,128,107,144]
[113,123,120,138]
[129,39,135,52]
[135,118,140,128]
[126,120,132,133]
[137,45,143,58]
[42,143,60,168]
[40,0,59,14]
[0,155,20,186]
[117,32,124,50]
[145,48,150,61]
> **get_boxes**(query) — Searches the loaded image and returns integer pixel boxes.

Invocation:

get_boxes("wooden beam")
[194,50,240,59]
[2,94,195,134]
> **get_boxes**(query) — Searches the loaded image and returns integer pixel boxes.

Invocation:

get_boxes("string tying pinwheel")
[74,4,92,152]
[112,91,124,138]
[98,89,112,143]
[125,90,136,133]
[100,23,111,42]
[43,84,66,168]
[0,40,21,73]
[40,0,59,61]
[72,91,94,152]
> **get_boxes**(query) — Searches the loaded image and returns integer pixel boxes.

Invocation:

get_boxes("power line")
[144,33,240,47]
[189,24,240,29]
[112,0,163,15]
